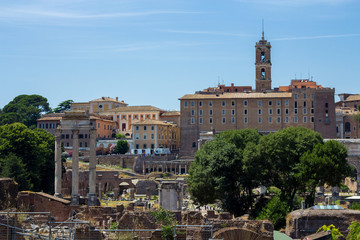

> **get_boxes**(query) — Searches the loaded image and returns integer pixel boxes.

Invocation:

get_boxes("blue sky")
[1,0,359,111]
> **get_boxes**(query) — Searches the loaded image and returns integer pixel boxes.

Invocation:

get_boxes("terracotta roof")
[179,92,292,100]
[37,117,62,121]
[103,105,164,113]
[345,95,360,102]
[161,111,180,116]
[89,116,116,123]
[132,119,174,126]
[71,102,89,106]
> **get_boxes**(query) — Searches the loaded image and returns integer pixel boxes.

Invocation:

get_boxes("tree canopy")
[0,123,55,193]
[53,100,74,113]
[0,95,51,128]
[114,140,129,154]
[187,127,352,220]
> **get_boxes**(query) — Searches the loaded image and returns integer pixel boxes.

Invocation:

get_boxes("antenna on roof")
[262,19,265,40]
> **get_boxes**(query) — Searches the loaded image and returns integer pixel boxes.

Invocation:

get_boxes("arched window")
[261,69,266,79]
[261,52,265,62]
[345,122,351,132]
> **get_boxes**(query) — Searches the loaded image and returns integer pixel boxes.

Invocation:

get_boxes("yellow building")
[71,97,127,113]
[131,119,180,155]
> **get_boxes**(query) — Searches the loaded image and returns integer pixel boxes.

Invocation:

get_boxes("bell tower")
[255,29,272,92]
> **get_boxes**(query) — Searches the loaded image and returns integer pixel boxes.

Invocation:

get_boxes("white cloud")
[272,33,360,41]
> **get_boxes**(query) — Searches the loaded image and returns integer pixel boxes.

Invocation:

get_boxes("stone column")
[54,128,63,198]
[71,129,80,205]
[179,165,182,175]
[88,129,98,206]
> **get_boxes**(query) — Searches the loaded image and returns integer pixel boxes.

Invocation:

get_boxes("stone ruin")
[286,208,360,239]
[0,178,18,210]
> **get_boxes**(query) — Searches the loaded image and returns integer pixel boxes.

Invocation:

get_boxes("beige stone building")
[131,119,180,155]
[179,33,336,156]
[71,97,127,114]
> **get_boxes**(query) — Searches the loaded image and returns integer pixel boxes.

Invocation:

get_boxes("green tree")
[347,222,360,240]
[317,224,343,240]
[0,95,51,128]
[0,123,54,193]
[187,129,262,216]
[114,140,129,154]
[53,100,74,113]
[0,153,31,191]
[150,207,177,240]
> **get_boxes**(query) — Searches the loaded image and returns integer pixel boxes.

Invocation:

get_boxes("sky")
[1,0,359,111]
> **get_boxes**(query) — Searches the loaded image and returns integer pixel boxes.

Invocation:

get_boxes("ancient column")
[71,129,80,205]
[88,128,98,206]
[54,127,63,198]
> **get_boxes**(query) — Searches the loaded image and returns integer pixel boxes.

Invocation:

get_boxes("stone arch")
[213,227,272,240]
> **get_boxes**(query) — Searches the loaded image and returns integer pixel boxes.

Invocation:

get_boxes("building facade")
[131,119,180,155]
[179,34,336,156]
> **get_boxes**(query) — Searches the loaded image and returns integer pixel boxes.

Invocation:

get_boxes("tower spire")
[262,19,264,40]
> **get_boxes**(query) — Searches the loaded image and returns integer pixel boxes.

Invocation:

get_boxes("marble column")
[88,129,97,206]
[71,129,80,205]
[54,128,63,198]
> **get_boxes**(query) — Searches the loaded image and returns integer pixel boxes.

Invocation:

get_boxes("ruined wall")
[0,178,18,210]
[96,155,138,170]
[286,209,360,239]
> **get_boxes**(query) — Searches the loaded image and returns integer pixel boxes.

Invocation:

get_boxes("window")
[285,109,289,115]
[144,126,147,131]
[209,117,213,124]
[231,109,235,115]
[191,101,195,107]
[184,101,188,107]
[325,103,328,108]
[258,117,262,123]
[294,94,298,99]
[285,100,289,106]
[231,117,235,124]
[294,101,298,108]
[191,110,195,116]
[85,142,88,147]
[135,126,139,131]
[209,101,213,107]
[285,117,289,123]
[199,118,203,124]
[140,115,143,119]
[136,144,139,149]
[311,117,314,122]
[345,122,351,132]
[294,109,298,114]
[80,142,82,147]
[277,100,281,106]
[153,114,155,119]
[199,101,203,107]
[303,101,307,107]
[311,108,314,114]
[261,68,266,79]
[222,101,226,106]
[135,133,139,139]
[303,117,307,123]
[151,134,154,139]
[277,117,281,123]
[269,117,273,123]
[258,109,262,115]
[261,52,265,62]
[294,117,298,123]
[151,144,154,149]
[244,117,248,123]
[258,100,262,106]
[231,101,235,106]
[244,100,248,106]
[303,94,307,99]
[277,108,281,115]
[143,144,147,149]
[222,117,226,124]
[191,118,195,124]
[303,108,307,114]
[244,109,248,115]
[192,142,196,148]
[268,100,272,106]
[209,109,213,115]
[311,94,314,99]
[222,109,226,115]
[269,109,273,115]
[199,110,203,116]
[151,126,154,131]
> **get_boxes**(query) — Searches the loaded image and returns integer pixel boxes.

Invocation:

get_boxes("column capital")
[55,128,62,138]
